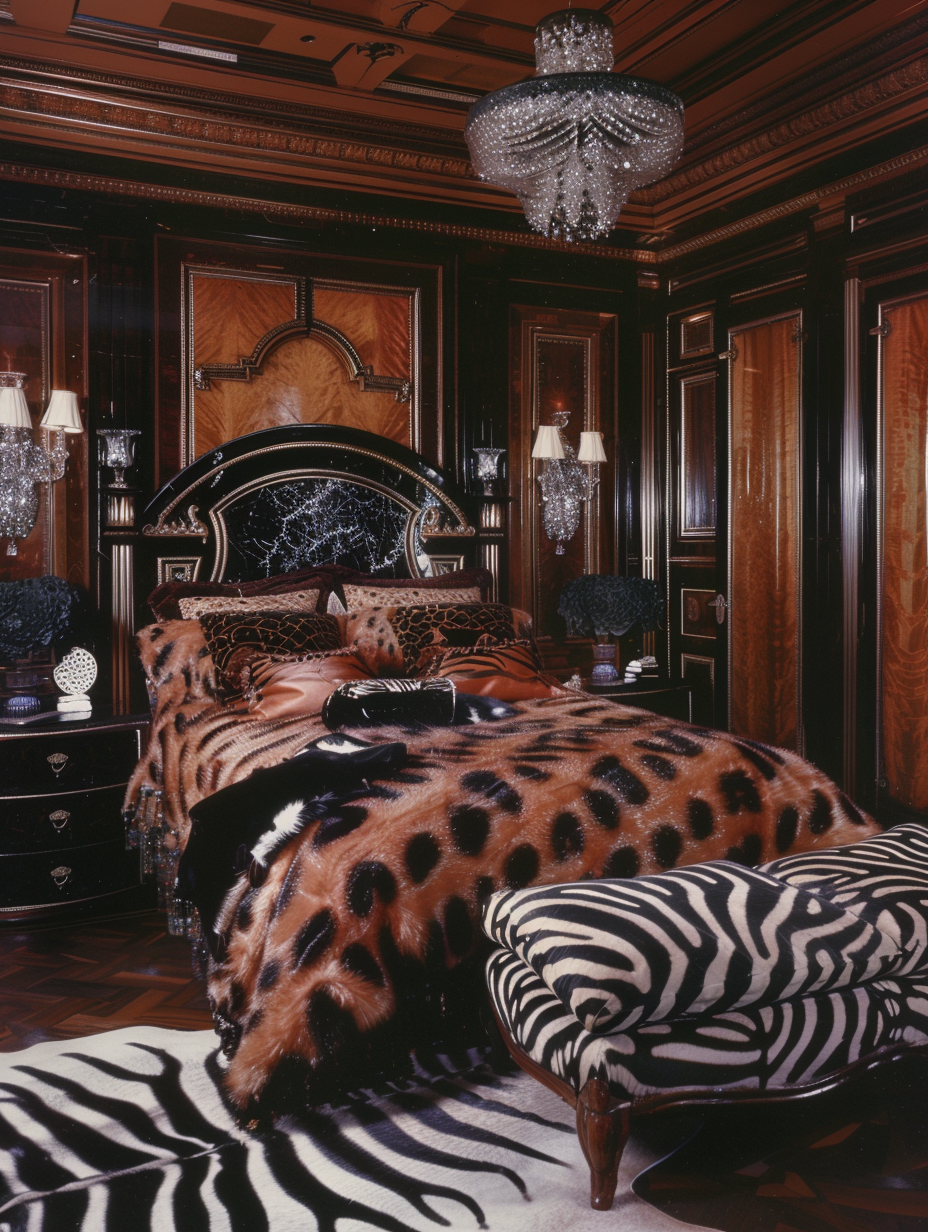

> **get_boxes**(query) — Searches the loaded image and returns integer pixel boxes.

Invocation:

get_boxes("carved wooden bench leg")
[576,1076,631,1211]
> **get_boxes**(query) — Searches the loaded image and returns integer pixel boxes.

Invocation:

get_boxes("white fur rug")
[0,1026,709,1231]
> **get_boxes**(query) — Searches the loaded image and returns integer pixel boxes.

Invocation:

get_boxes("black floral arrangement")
[0,575,79,662]
[557,574,664,638]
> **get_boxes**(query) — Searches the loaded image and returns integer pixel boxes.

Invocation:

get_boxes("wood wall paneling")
[878,293,928,810]
[0,277,50,578]
[728,314,802,750]
[156,237,440,485]
[0,253,87,586]
[509,307,617,635]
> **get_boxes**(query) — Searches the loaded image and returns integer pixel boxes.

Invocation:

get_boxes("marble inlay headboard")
[140,424,477,586]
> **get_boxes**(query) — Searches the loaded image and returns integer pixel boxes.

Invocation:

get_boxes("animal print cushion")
[178,588,321,620]
[486,948,928,1102]
[336,583,482,613]
[199,612,342,695]
[324,566,492,615]
[245,650,373,721]
[423,640,567,702]
[482,861,901,1035]
[148,567,332,621]
[761,821,928,974]
[342,603,534,676]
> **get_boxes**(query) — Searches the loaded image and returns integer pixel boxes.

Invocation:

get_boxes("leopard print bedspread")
[128,621,879,1114]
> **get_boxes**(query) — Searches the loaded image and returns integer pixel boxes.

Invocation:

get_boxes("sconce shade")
[40,390,83,433]
[577,431,608,463]
[532,424,566,460]
[0,386,32,429]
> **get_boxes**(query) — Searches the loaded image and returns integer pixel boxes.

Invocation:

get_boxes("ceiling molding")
[638,52,928,207]
[0,158,654,263]
[658,143,928,261]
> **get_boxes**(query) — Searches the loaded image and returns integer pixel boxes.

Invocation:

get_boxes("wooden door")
[668,308,803,748]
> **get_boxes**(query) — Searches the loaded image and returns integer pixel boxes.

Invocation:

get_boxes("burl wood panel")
[880,295,928,810]
[191,272,298,368]
[314,285,411,380]
[193,334,408,456]
[189,271,413,460]
[729,315,801,749]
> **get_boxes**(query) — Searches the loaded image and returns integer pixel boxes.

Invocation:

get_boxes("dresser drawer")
[0,840,141,911]
[0,785,127,854]
[0,726,142,796]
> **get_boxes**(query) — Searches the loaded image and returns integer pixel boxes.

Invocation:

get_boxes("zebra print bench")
[483,821,928,1210]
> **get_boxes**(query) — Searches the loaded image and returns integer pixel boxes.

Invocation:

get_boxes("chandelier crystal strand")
[464,9,684,242]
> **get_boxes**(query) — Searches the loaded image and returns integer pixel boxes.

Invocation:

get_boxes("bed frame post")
[576,1076,630,1211]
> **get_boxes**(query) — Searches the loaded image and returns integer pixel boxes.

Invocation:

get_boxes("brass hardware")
[49,810,70,830]
[50,865,72,889]
[46,752,68,775]
[869,321,892,337]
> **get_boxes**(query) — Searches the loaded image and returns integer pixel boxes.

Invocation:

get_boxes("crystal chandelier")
[0,373,83,556]
[464,9,684,242]
[532,412,607,553]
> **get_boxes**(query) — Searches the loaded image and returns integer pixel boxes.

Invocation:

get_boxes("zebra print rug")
[0,1027,701,1232]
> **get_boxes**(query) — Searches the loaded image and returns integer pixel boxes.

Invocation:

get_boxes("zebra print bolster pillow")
[482,861,903,1036]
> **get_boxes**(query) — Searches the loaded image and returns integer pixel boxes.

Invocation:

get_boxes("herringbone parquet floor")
[0,911,212,1052]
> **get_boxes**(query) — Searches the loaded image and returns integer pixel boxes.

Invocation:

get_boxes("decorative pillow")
[336,582,481,613]
[341,602,534,676]
[482,862,900,1036]
[423,640,568,701]
[178,588,320,621]
[325,566,493,614]
[246,649,373,721]
[322,677,458,730]
[148,567,332,621]
[199,612,342,695]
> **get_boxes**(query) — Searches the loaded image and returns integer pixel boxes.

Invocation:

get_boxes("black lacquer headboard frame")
[139,424,482,590]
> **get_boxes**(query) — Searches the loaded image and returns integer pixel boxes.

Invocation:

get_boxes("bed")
[128,424,880,1119]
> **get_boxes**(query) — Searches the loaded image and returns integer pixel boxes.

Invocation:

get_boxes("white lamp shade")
[577,430,607,463]
[532,424,565,460]
[0,386,32,429]
[40,390,83,433]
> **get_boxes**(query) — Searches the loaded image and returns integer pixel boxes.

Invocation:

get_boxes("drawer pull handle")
[47,753,69,775]
[50,865,72,889]
[49,809,70,830]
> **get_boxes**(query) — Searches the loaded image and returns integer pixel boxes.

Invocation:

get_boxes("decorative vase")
[590,635,619,683]
[97,428,141,488]
[472,446,505,495]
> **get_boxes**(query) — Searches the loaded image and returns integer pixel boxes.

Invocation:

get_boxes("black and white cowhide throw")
[0,1026,689,1232]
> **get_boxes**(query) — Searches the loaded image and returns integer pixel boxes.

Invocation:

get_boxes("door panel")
[877,293,928,810]
[728,314,802,749]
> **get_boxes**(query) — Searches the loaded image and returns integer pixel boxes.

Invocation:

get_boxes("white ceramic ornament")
[54,647,97,713]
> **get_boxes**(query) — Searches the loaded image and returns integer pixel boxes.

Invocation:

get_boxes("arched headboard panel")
[140,424,478,587]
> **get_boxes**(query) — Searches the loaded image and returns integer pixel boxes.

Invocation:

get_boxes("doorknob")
[708,594,728,624]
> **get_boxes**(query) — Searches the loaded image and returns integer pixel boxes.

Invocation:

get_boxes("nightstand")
[583,679,693,723]
[0,712,150,922]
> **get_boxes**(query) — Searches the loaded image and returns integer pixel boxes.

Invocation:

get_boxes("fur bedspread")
[128,621,879,1114]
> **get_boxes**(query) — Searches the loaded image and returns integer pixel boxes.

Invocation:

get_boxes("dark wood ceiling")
[0,0,926,250]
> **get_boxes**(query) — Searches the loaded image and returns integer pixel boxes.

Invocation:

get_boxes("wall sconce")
[0,375,83,557]
[531,411,608,555]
